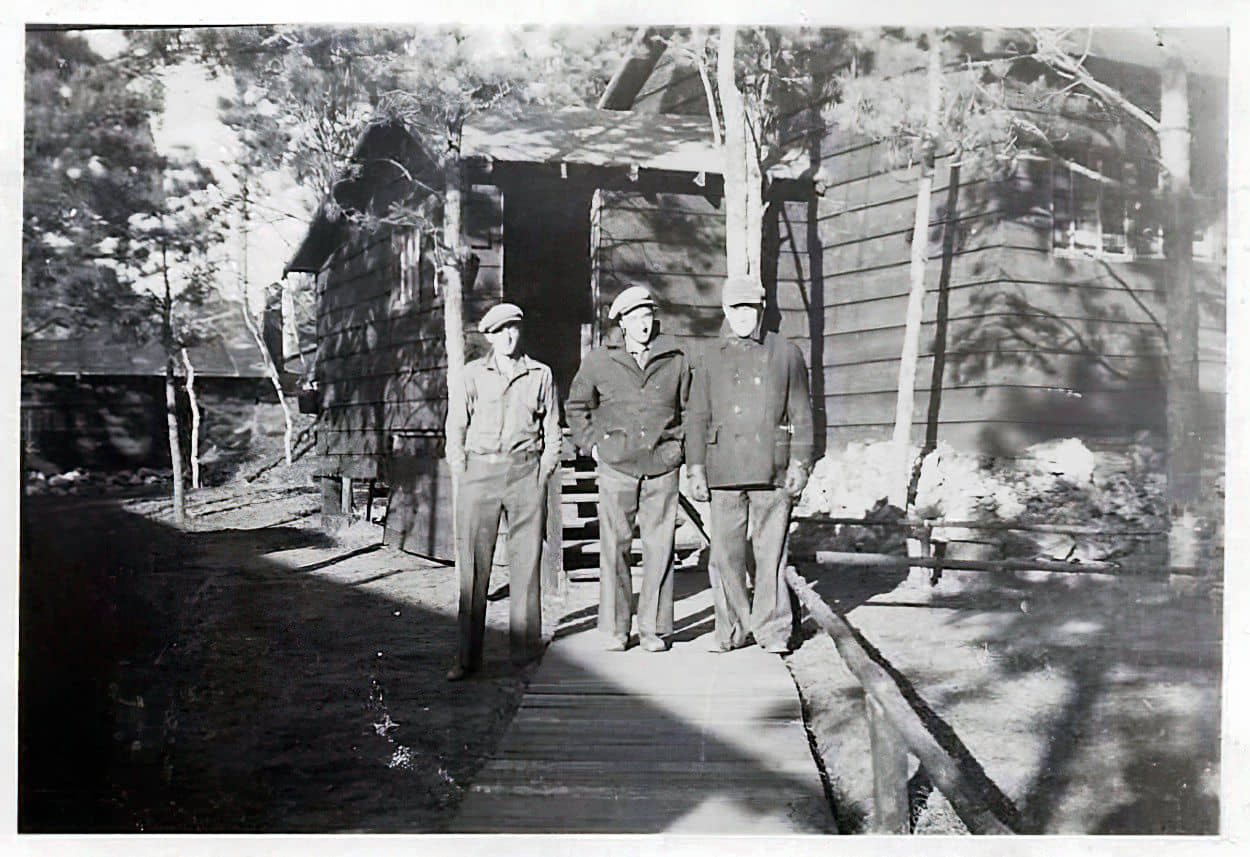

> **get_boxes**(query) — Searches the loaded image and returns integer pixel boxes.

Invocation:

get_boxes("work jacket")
[565,333,692,478]
[445,351,562,476]
[687,324,814,489]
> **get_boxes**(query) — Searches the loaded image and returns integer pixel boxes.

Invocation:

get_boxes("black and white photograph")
[6,1,1246,850]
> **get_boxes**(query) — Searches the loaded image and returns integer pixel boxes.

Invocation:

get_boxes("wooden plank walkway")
[451,572,836,833]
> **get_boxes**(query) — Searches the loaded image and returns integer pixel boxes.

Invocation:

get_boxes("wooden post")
[1160,55,1203,574]
[443,146,468,565]
[341,476,353,517]
[867,694,911,833]
[321,475,345,529]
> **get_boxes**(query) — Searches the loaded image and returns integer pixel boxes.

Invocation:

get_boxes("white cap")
[608,285,657,321]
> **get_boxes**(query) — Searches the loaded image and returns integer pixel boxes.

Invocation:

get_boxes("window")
[392,228,434,311]
[1051,151,1164,260]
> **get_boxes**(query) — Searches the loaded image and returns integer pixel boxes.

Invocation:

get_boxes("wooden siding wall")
[597,190,728,344]
[314,184,504,482]
[383,184,504,558]
[812,133,1226,458]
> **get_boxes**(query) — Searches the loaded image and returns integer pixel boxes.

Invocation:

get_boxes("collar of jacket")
[483,351,538,377]
[718,318,768,347]
[605,333,683,364]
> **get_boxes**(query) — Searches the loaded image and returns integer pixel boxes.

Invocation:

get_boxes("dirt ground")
[18,477,1223,834]
[785,560,1222,834]
[18,483,596,832]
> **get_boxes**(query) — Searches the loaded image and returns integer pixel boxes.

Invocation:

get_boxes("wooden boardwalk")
[451,572,836,834]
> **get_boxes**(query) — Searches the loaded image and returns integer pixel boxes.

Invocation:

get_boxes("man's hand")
[687,464,710,503]
[783,461,810,498]
[539,459,559,486]
[449,454,467,475]
[591,444,600,464]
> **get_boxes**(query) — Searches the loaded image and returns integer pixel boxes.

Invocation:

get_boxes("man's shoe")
[640,636,670,653]
[603,636,628,652]
[762,642,791,655]
[707,639,743,654]
[445,664,470,681]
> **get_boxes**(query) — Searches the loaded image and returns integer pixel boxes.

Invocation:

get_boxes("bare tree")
[181,347,202,489]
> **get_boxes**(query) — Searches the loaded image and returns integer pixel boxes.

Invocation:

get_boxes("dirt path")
[19,490,586,832]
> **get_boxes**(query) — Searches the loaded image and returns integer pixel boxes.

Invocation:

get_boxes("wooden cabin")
[286,30,1227,561]
[21,320,270,472]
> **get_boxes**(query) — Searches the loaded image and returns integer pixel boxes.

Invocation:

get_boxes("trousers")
[596,462,678,643]
[707,487,794,649]
[454,454,545,670]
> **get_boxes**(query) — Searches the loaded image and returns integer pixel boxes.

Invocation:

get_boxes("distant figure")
[566,285,692,652]
[686,276,814,654]
[444,303,561,681]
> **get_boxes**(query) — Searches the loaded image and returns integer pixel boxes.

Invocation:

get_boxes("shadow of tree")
[20,495,839,834]
[816,567,1222,834]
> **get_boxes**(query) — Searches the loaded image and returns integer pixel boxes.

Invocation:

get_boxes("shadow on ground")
[19,497,525,832]
[19,499,833,834]
[789,557,1221,835]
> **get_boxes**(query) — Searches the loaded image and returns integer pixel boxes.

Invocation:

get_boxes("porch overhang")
[460,106,815,200]
[285,106,819,275]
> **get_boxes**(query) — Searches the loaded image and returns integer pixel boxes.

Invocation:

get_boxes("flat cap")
[608,285,657,321]
[722,275,765,306]
[478,302,524,334]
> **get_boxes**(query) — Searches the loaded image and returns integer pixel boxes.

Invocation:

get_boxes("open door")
[501,181,595,408]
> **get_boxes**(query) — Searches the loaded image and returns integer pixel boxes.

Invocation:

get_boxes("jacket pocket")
[598,427,629,464]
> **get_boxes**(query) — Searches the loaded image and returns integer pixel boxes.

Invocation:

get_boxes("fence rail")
[784,565,1017,834]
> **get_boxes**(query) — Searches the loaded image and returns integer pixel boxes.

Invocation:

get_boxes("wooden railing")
[785,565,1016,834]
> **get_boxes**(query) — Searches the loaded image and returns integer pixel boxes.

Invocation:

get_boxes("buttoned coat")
[565,333,692,478]
[687,325,814,489]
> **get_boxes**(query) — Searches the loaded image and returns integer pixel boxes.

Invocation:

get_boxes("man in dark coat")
[444,302,562,680]
[686,276,814,654]
[566,285,692,652]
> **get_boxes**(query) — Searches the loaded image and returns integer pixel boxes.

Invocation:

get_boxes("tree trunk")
[908,160,963,505]
[1160,55,1204,573]
[181,347,201,490]
[443,148,468,553]
[719,26,750,279]
[161,242,185,524]
[889,32,942,509]
[240,294,294,466]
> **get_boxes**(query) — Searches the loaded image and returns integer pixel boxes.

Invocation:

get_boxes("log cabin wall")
[314,183,503,557]
[631,52,1225,467]
[808,115,1224,461]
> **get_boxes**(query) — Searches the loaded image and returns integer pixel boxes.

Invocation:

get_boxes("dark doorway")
[501,180,595,408]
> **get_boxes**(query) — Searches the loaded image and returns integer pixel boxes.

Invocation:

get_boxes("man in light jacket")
[445,302,562,680]
[686,276,814,654]
[566,285,692,652]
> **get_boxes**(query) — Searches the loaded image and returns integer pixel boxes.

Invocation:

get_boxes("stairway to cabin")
[558,450,706,581]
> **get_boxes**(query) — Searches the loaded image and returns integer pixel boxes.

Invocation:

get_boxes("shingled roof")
[22,309,270,379]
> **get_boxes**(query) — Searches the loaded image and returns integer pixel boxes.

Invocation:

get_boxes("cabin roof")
[285,106,812,275]
[22,312,271,379]
[462,106,807,177]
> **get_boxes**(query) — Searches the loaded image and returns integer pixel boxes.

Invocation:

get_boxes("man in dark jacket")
[686,276,814,654]
[566,285,692,652]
